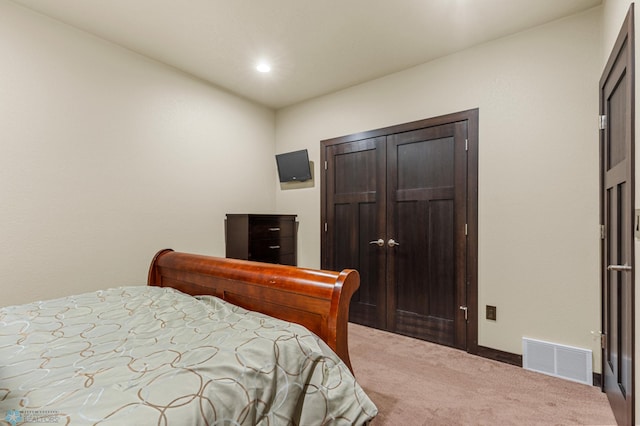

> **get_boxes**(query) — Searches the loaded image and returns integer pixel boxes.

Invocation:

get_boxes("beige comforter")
[0,286,377,425]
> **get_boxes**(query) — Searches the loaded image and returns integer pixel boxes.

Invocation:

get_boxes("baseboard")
[475,345,603,388]
[476,345,522,366]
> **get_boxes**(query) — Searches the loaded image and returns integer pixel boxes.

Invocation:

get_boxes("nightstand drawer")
[250,253,296,266]
[250,237,295,257]
[250,220,295,239]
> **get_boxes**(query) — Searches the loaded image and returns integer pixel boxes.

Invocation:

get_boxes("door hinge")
[600,224,606,240]
[465,139,468,151]
[601,333,606,349]
[324,161,328,170]
[324,222,328,232]
[465,224,468,236]
[599,115,607,130]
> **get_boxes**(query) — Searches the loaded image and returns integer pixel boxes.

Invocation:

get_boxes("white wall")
[276,7,603,370]
[0,0,276,307]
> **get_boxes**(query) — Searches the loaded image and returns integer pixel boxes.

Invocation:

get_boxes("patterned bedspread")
[0,286,377,425]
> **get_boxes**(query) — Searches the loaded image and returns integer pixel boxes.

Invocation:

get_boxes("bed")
[0,249,377,425]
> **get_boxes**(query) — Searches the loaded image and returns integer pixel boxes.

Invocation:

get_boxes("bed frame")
[147,249,360,371]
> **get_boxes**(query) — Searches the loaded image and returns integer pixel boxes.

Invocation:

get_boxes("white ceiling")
[10,0,602,109]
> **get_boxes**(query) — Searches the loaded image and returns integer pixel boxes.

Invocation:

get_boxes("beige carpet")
[348,323,617,426]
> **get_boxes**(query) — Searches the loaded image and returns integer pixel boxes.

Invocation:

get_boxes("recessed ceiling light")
[256,63,271,73]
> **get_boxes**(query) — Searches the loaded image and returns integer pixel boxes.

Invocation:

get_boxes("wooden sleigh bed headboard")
[147,249,360,371]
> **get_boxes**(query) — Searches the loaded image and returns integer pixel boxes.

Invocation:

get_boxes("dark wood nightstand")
[225,214,297,266]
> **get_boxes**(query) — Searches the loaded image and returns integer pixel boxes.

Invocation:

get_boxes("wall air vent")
[522,337,592,385]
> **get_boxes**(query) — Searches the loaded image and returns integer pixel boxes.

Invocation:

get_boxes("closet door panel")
[325,137,387,329]
[387,123,465,347]
[428,199,455,320]
[394,200,428,316]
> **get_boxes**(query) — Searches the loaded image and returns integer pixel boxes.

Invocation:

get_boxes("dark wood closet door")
[386,122,468,348]
[324,136,387,329]
[600,5,634,425]
[322,109,478,352]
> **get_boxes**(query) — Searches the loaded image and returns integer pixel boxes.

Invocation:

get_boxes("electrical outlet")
[486,305,497,321]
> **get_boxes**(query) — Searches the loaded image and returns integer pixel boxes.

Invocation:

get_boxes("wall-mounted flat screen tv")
[275,149,312,182]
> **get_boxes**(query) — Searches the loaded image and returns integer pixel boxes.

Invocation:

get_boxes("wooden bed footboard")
[147,249,360,371]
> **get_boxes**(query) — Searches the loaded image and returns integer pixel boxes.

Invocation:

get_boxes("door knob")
[369,239,385,247]
[607,264,633,271]
[387,239,400,247]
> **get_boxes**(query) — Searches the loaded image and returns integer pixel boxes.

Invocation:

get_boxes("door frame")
[600,4,635,425]
[320,108,479,354]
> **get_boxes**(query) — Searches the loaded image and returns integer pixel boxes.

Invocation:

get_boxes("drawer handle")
[269,245,281,249]
[268,227,281,231]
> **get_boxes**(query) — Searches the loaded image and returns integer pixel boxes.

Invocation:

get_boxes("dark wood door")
[324,136,387,329]
[600,5,634,425]
[386,122,468,348]
[322,111,477,351]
